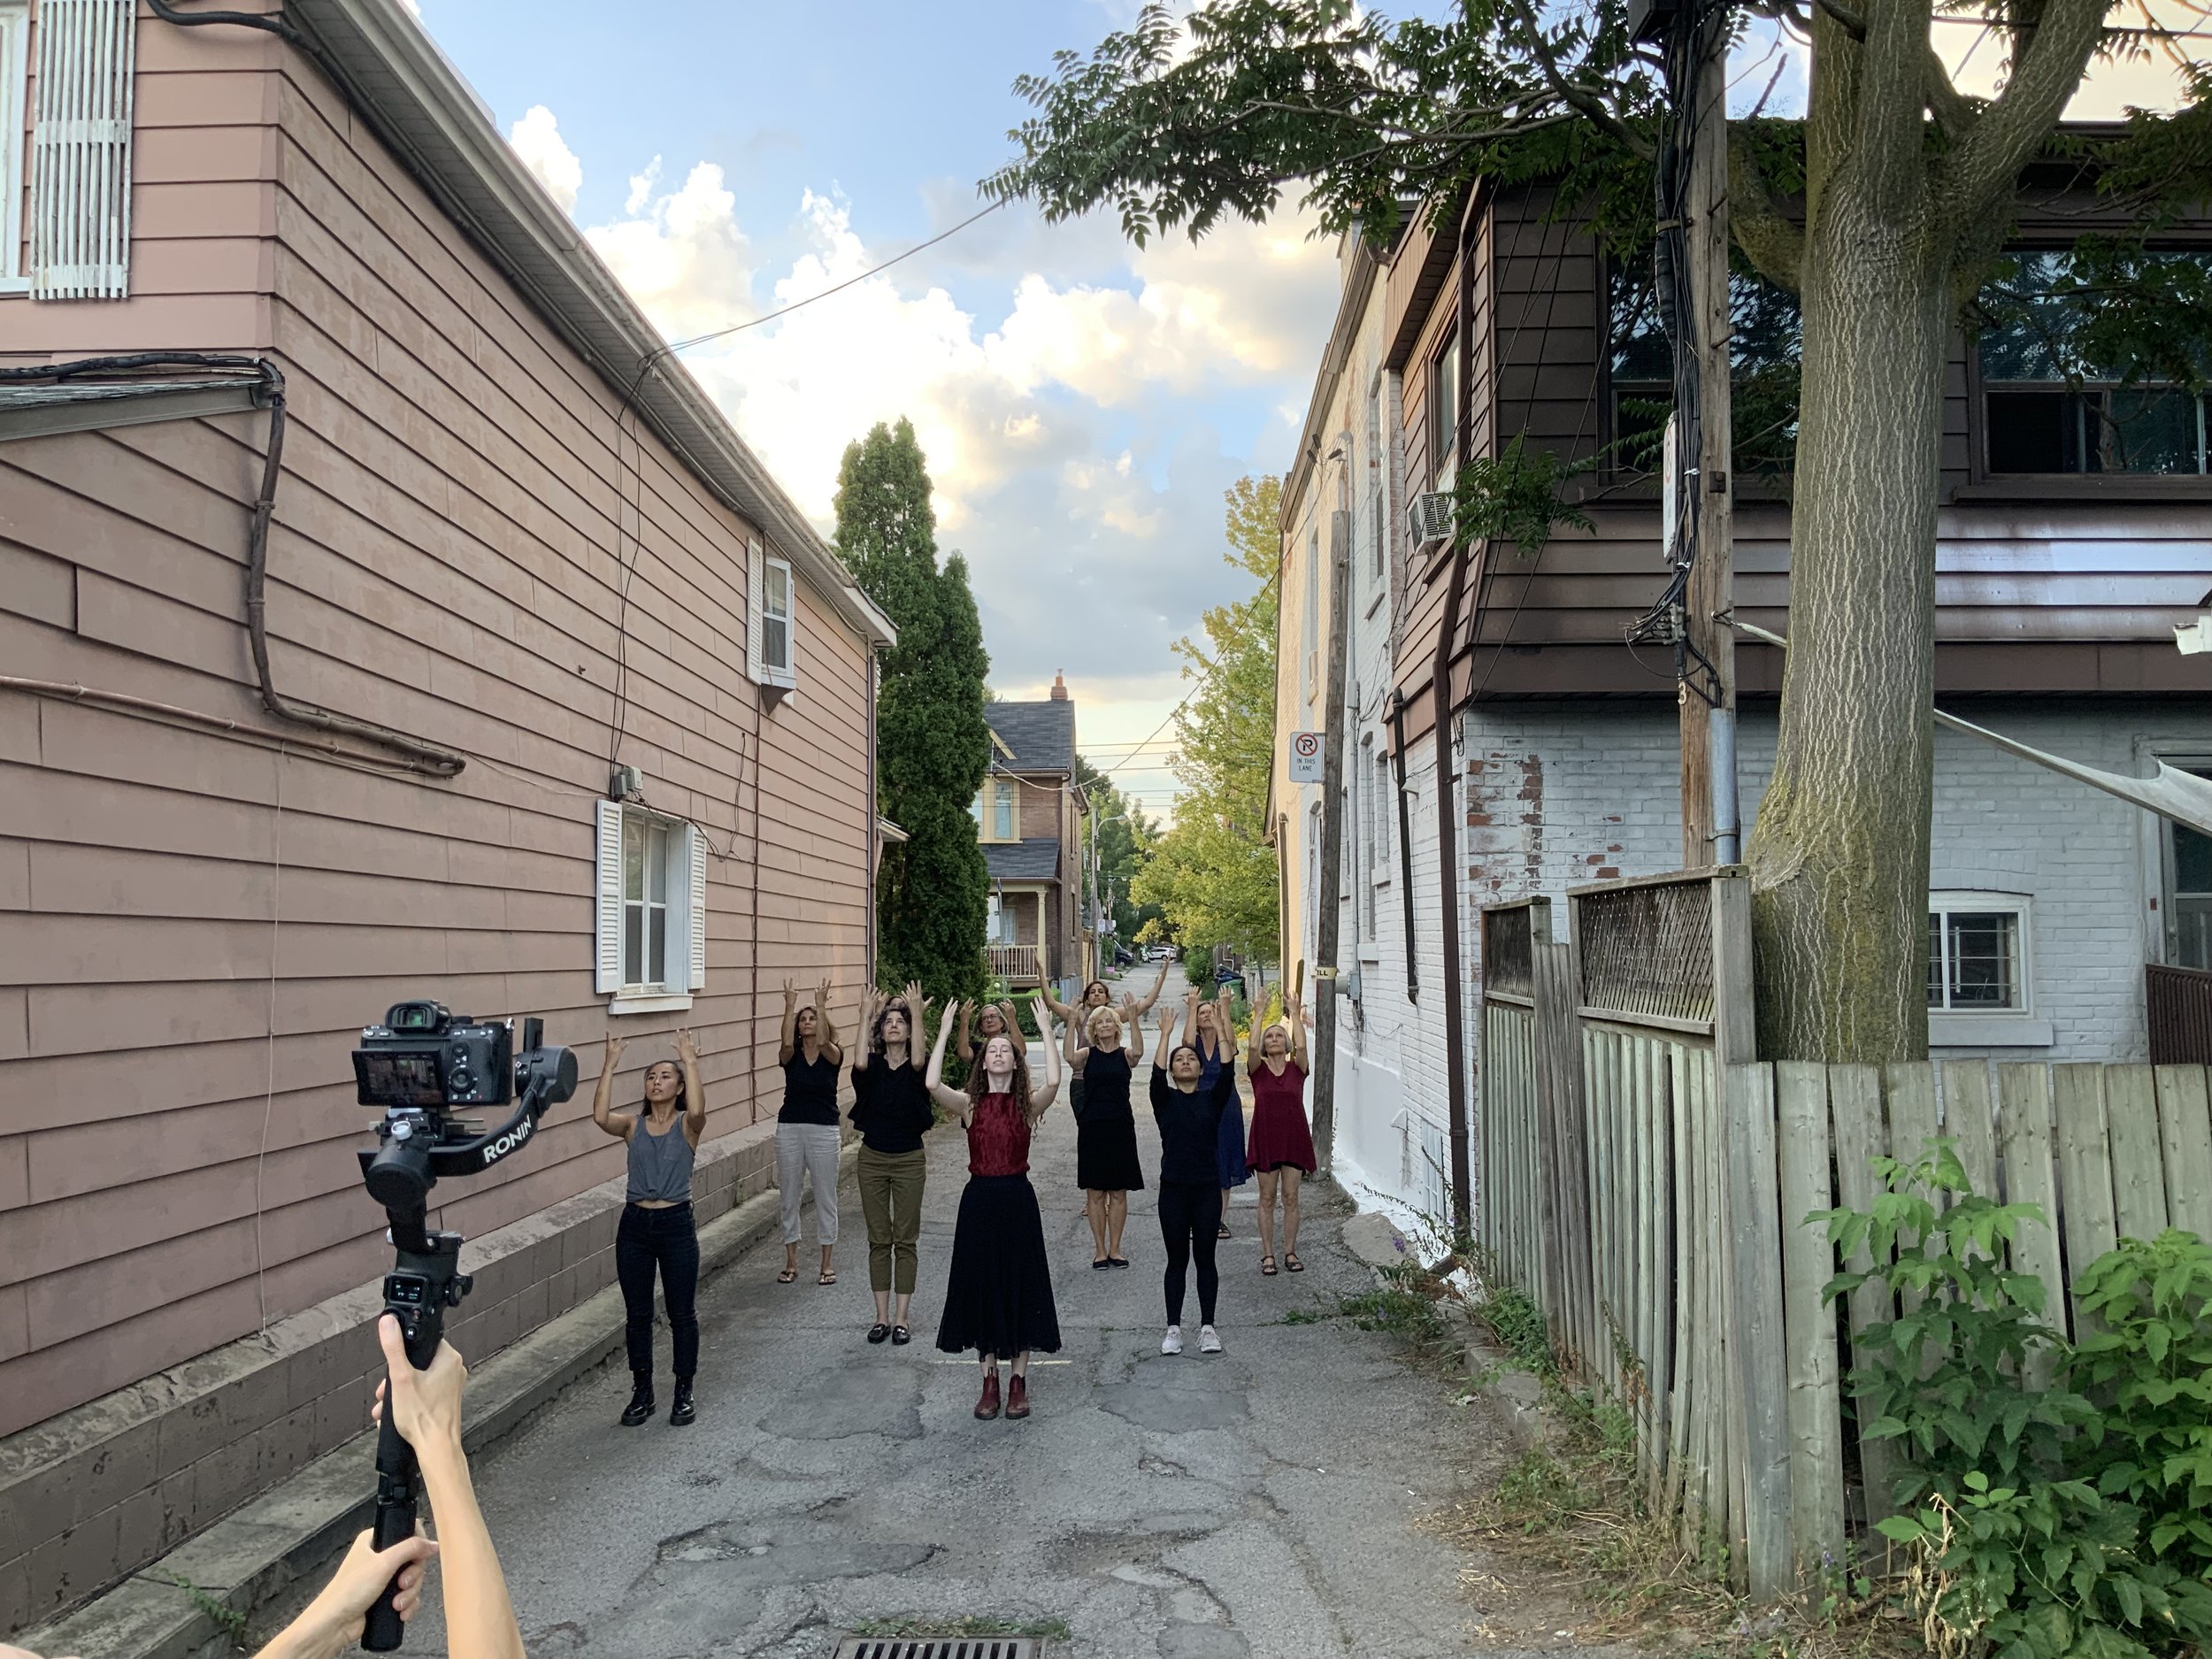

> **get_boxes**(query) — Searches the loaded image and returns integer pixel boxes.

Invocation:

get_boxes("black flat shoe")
[866,1322,891,1344]
[1108,1256,1129,1269]
[668,1377,696,1427]
[891,1325,911,1346]
[1092,1257,1113,1271]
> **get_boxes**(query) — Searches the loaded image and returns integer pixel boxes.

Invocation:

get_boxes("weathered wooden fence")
[1474,869,2212,1602]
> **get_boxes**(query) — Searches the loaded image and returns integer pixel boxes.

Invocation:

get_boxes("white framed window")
[975,778,1018,842]
[1927,893,2031,1014]
[2162,762,2212,968]
[0,2,24,294]
[987,891,1018,944]
[747,542,796,688]
[595,800,707,1013]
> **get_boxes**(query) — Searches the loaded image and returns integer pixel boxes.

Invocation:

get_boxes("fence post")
[1529,899,1594,1373]
[1713,869,1791,1601]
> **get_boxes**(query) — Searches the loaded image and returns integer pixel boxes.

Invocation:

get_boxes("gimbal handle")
[361,1235,459,1653]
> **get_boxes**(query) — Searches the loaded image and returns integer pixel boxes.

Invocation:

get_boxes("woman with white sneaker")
[1148,1002,1238,1356]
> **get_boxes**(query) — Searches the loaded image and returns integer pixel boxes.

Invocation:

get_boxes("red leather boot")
[1005,1374,1031,1419]
[974,1369,1002,1420]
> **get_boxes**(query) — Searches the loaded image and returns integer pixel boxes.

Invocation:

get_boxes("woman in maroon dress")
[926,995,1064,1421]
[1244,990,1317,1275]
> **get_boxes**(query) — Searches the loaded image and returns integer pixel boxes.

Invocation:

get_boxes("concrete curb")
[19,1144,859,1659]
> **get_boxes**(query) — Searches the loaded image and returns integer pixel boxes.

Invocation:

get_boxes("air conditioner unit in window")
[1406,491,1455,545]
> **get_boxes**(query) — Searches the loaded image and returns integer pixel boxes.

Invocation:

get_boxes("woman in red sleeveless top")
[925,995,1064,1421]
[1244,990,1317,1275]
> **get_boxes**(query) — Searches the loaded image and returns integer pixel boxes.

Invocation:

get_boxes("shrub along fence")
[1475,869,2212,1602]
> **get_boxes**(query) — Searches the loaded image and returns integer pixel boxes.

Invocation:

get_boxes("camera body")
[354,999,514,1110]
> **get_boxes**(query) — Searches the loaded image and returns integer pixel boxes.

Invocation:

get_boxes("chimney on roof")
[1049,672,1068,702]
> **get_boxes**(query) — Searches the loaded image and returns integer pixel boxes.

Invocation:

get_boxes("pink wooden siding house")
[0,0,893,1633]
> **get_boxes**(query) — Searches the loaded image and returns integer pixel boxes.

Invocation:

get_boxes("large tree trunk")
[1746,196,1948,1063]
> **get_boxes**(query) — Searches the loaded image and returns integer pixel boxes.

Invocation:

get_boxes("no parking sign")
[1287,731,1323,783]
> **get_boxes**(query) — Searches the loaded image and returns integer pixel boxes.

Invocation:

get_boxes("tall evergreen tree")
[834,419,991,1002]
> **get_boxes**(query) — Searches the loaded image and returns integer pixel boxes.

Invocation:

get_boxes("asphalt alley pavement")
[388,974,1575,1659]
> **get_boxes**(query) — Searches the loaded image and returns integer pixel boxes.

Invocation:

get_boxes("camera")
[349,1000,575,1652]
[354,1000,514,1109]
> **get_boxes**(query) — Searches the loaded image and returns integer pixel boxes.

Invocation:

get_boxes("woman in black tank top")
[777,977,845,1286]
[1064,996,1145,1268]
[591,1028,705,1427]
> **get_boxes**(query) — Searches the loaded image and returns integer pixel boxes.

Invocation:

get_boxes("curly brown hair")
[965,1029,1033,1107]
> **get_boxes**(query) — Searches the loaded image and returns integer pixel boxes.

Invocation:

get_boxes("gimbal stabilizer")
[352,1003,576,1651]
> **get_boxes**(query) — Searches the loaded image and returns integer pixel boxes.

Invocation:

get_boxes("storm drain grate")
[833,1642,1040,1659]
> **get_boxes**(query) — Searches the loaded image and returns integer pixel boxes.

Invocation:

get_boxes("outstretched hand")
[674,1027,700,1067]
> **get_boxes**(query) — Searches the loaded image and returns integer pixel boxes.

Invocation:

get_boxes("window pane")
[994,782,1015,840]
[1926,913,1945,1009]
[764,615,789,671]
[1985,390,2078,473]
[1945,912,2019,1009]
[644,821,669,902]
[2177,824,2212,894]
[765,563,790,618]
[647,904,666,987]
[2106,388,2200,474]
[625,900,643,985]
[623,816,643,902]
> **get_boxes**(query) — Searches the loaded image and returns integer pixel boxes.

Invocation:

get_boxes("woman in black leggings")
[1148,1002,1238,1356]
[591,1028,706,1426]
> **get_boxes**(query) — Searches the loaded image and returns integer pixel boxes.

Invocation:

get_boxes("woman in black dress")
[1064,996,1144,1270]
[1046,964,1169,1117]
[926,995,1064,1421]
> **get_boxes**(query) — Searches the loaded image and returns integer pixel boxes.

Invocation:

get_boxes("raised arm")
[1286,990,1310,1071]
[1041,983,1075,1022]
[902,979,931,1041]
[1136,961,1169,1012]
[814,977,842,1064]
[924,1001,972,1120]
[852,988,884,1072]
[591,1033,634,1141]
[777,979,799,1065]
[1120,995,1144,1059]
[1246,1002,1265,1069]
[676,1027,705,1145]
[1154,1002,1180,1068]
[1027,994,1061,1118]
[1064,1002,1089,1075]
[954,998,974,1064]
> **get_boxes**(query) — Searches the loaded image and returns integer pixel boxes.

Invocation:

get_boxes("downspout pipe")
[1387,689,1419,1004]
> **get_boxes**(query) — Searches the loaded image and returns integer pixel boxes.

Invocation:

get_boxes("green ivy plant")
[2064,1231,2212,1578]
[1819,1144,2212,1659]
[1817,1140,2093,1508]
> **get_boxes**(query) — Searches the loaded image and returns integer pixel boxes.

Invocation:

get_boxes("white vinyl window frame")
[0,1,26,295]
[595,799,707,1015]
[27,0,134,301]
[746,541,797,690]
[1925,890,2047,1046]
[976,778,1018,843]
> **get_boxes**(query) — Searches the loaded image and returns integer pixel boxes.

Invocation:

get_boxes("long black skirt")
[1076,1101,1145,1193]
[935,1174,1062,1360]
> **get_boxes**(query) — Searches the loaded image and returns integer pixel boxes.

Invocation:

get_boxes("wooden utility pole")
[1678,12,1740,867]
[1310,505,1352,1170]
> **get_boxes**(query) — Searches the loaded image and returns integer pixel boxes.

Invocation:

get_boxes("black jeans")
[616,1202,700,1379]
[1157,1180,1221,1327]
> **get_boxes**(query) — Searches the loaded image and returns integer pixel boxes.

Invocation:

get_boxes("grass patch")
[852,1613,1074,1642]
[1338,1261,1456,1361]
[1278,1308,1325,1325]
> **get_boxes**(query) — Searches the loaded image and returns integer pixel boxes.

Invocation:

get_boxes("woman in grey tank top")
[592,1029,704,1427]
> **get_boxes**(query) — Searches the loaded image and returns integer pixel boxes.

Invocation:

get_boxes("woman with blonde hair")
[1064,995,1143,1269]
[1244,990,1317,1275]
[926,995,1064,1421]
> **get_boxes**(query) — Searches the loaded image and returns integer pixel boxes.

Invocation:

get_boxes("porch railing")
[2147,961,2212,1063]
[987,942,1044,984]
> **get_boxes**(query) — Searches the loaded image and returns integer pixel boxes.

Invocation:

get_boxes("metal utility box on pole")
[1311,506,1352,1170]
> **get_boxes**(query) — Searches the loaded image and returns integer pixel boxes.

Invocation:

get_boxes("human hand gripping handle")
[363,1313,456,1651]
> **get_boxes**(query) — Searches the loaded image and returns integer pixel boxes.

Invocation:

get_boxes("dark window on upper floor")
[1428,332,1459,483]
[1606,249,1802,480]
[1978,250,2212,476]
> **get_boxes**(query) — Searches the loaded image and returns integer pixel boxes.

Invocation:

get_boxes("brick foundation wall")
[0,1122,780,1639]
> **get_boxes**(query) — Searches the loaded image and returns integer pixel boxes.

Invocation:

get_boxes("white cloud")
[507,105,581,216]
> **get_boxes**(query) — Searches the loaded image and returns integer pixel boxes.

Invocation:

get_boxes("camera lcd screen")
[357,1052,445,1107]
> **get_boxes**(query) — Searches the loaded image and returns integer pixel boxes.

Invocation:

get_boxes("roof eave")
[288,0,895,649]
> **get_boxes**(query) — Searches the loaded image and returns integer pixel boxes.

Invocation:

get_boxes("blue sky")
[411,0,1347,819]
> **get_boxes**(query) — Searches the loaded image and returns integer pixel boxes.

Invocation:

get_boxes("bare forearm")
[418,1444,524,1659]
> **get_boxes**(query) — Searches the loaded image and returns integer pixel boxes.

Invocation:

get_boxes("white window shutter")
[31,0,135,301]
[687,825,708,990]
[745,543,764,683]
[595,799,624,995]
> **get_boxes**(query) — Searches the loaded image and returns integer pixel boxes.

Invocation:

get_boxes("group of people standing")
[587,964,1317,1426]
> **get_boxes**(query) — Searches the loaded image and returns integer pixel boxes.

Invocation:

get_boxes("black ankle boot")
[668,1376,696,1426]
[619,1373,655,1427]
